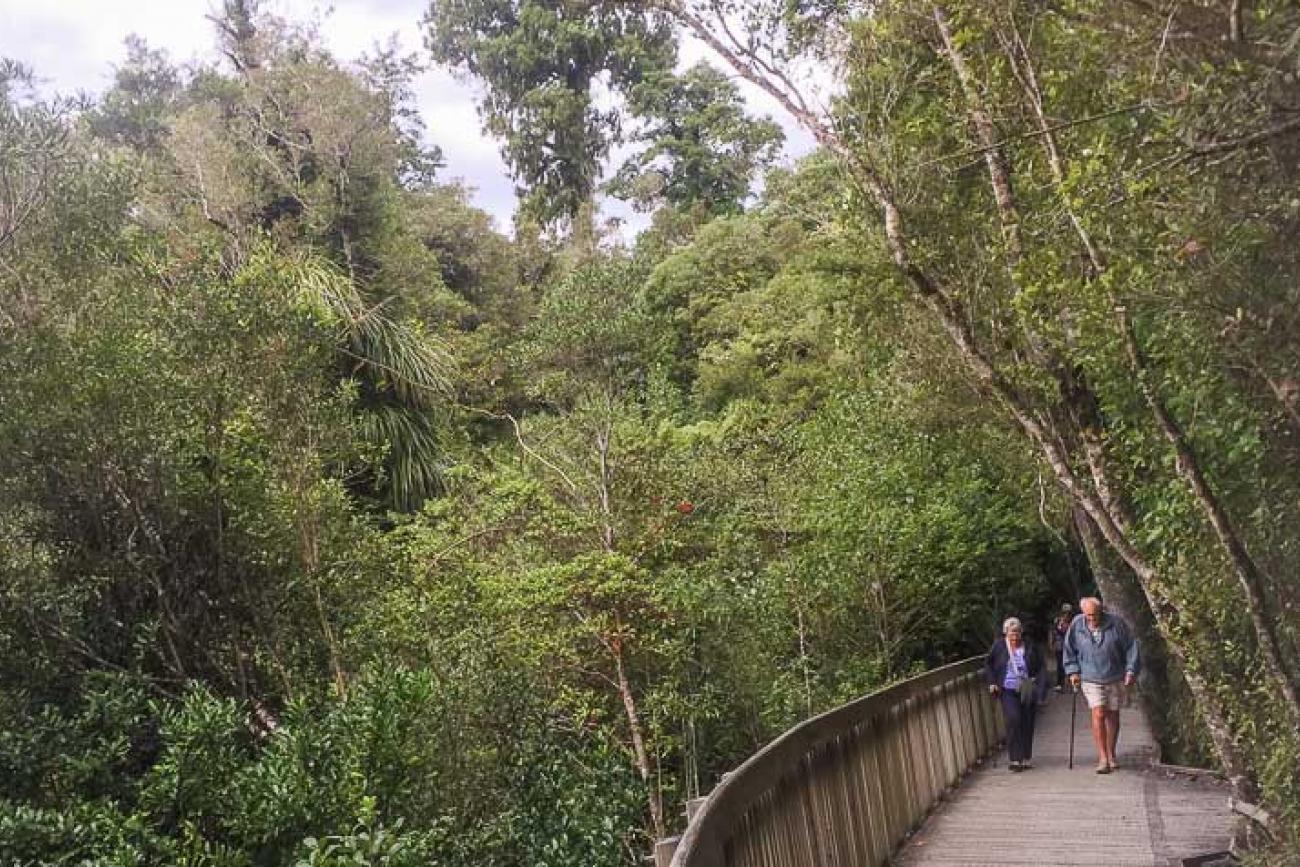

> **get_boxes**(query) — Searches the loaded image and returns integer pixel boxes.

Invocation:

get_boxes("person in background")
[986,616,1047,771]
[1063,596,1140,774]
[1051,603,1073,692]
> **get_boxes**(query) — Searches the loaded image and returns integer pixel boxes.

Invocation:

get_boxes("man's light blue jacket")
[1061,612,1139,684]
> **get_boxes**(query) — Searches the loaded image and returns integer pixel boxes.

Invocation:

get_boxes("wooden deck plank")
[895,690,1237,866]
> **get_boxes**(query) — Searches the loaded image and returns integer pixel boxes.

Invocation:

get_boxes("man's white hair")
[1002,616,1023,634]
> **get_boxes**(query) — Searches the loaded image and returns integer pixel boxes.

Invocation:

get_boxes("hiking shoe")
[1009,761,1022,772]
[1020,760,1033,770]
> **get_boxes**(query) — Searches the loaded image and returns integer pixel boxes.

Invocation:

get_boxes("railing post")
[686,798,709,823]
[886,702,908,843]
[871,722,889,859]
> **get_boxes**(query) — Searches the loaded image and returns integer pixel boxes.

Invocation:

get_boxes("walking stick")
[1068,684,1079,769]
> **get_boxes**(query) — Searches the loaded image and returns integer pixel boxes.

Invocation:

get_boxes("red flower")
[1173,238,1205,262]
[675,501,695,515]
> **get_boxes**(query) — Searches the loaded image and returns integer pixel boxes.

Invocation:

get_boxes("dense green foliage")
[2,0,1299,863]
[424,0,676,229]
[608,62,785,216]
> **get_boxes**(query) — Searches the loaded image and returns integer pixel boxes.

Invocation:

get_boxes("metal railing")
[667,657,1001,867]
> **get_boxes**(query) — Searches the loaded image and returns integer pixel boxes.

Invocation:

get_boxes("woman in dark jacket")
[986,616,1047,771]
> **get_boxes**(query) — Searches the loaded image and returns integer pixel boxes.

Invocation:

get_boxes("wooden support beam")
[654,836,680,867]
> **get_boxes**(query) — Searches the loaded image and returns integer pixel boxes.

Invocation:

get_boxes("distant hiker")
[1062,597,1140,774]
[1051,603,1073,692]
[986,616,1047,771]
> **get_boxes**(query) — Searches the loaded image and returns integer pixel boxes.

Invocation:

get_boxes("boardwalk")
[896,690,1237,866]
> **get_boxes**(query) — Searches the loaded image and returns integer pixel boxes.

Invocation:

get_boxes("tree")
[509,258,675,838]
[608,61,783,215]
[88,36,183,152]
[424,0,676,230]
[0,61,75,258]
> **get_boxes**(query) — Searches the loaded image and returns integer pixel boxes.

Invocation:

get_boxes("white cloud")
[1,0,211,95]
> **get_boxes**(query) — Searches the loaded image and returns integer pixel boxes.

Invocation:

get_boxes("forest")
[1,0,1298,863]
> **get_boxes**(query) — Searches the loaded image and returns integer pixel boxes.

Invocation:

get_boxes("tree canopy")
[2,0,1299,863]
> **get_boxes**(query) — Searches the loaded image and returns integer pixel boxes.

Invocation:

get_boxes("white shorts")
[1081,680,1124,711]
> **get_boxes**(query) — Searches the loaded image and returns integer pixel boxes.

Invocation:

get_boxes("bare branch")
[1189,114,1300,156]
[460,404,581,495]
[913,102,1159,171]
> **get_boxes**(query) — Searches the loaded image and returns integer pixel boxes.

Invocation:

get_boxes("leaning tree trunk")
[611,632,666,840]
[995,9,1300,732]
[1072,506,1139,621]
[1117,306,1300,731]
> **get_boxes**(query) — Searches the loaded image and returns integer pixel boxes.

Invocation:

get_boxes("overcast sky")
[0,0,817,235]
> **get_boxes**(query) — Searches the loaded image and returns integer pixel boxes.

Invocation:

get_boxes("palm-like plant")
[292,260,454,510]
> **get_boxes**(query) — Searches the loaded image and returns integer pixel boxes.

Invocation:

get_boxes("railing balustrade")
[667,657,1002,867]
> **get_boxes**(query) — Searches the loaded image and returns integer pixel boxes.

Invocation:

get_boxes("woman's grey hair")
[1002,616,1023,635]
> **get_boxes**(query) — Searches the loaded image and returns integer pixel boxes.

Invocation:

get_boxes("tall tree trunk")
[1116,306,1300,730]
[999,15,1300,732]
[294,461,347,698]
[933,7,1020,262]
[303,518,347,699]
[612,633,666,839]
[1072,507,1131,615]
[594,408,665,839]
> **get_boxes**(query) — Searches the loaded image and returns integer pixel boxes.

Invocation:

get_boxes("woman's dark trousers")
[1054,648,1066,688]
[999,691,1037,762]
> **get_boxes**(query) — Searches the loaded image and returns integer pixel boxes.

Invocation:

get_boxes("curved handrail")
[670,656,1000,867]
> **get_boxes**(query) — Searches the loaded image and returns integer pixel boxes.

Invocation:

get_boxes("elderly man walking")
[1062,597,1139,773]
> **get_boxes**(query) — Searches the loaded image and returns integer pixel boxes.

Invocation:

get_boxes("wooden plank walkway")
[895,689,1237,866]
